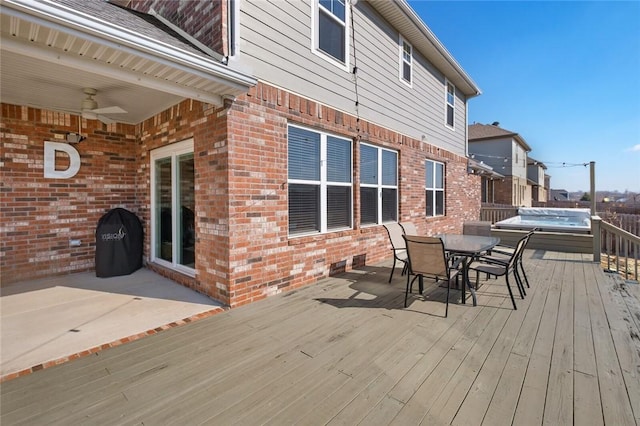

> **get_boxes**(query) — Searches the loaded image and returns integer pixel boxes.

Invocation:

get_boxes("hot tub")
[495,207,591,233]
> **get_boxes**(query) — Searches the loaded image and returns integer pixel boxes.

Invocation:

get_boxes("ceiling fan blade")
[97,115,116,124]
[81,110,98,120]
[91,106,127,114]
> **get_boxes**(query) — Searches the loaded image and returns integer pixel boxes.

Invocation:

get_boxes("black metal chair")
[468,233,530,310]
[403,235,461,317]
[480,229,536,291]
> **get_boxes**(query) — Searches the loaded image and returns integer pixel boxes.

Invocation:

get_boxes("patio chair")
[463,221,492,237]
[481,229,536,290]
[462,220,493,279]
[399,221,418,235]
[402,235,461,317]
[468,233,530,310]
[383,223,409,283]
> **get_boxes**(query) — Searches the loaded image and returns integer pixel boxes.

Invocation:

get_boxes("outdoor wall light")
[65,132,86,144]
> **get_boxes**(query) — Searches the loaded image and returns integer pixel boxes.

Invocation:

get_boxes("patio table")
[436,234,500,306]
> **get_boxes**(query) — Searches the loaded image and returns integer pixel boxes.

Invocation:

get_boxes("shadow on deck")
[1,250,639,425]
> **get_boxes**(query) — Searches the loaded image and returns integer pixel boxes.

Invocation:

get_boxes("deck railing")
[479,205,518,224]
[598,212,640,237]
[592,216,640,281]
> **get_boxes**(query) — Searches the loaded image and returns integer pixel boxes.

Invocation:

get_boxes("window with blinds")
[360,143,398,225]
[315,0,348,69]
[288,125,352,236]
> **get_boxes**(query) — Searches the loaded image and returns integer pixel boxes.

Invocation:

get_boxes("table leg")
[462,257,477,306]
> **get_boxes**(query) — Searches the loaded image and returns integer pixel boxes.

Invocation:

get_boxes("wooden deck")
[1,250,639,425]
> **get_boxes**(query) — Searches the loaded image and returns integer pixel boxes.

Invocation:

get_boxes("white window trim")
[150,139,195,277]
[288,124,353,237]
[425,159,446,217]
[445,79,455,130]
[399,35,413,87]
[311,0,350,72]
[360,143,398,226]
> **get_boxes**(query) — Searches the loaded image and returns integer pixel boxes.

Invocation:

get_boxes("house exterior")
[1,0,481,307]
[550,189,570,202]
[527,157,548,204]
[468,123,532,207]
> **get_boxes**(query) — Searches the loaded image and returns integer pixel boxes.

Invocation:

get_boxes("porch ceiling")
[0,0,256,125]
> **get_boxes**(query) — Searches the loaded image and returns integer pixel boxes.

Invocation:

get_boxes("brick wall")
[1,105,138,283]
[136,100,229,301]
[493,176,515,206]
[129,0,226,56]
[223,82,481,307]
[1,84,481,308]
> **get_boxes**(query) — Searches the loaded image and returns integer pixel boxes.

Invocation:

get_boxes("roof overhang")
[468,158,504,179]
[0,0,256,123]
[368,0,481,98]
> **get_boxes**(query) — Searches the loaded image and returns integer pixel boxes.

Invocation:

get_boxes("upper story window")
[399,36,412,86]
[360,143,398,225]
[314,0,349,69]
[445,80,455,129]
[288,124,352,236]
[426,159,445,217]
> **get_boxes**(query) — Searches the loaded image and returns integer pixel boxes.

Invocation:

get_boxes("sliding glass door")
[151,140,195,274]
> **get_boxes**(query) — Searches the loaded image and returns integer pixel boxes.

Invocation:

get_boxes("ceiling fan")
[80,88,127,124]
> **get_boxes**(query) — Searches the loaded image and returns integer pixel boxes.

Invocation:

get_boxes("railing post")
[592,215,601,262]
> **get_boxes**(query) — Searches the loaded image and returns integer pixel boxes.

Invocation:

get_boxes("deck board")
[1,250,638,425]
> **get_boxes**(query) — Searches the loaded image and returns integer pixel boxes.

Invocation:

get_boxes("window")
[399,36,412,86]
[314,0,348,68]
[360,143,398,225]
[288,125,352,235]
[426,159,445,217]
[445,80,455,129]
[150,140,195,274]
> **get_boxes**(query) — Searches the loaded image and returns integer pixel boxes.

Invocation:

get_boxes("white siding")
[234,0,468,155]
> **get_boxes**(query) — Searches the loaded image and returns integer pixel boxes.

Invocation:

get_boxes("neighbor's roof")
[468,123,532,152]
[467,158,504,179]
[527,157,547,169]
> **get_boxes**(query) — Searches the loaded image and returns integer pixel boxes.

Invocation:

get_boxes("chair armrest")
[476,253,510,266]
[491,244,515,256]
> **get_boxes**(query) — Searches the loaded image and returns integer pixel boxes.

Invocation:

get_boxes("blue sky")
[408,0,640,193]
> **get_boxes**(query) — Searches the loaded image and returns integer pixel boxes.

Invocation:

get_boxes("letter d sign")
[44,141,81,179]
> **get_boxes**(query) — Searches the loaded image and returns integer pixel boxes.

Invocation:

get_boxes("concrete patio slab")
[0,269,223,379]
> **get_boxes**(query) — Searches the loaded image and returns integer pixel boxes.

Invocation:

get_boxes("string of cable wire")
[469,153,589,168]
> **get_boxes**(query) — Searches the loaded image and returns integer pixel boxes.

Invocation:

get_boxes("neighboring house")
[468,123,532,207]
[527,157,548,204]
[1,0,481,307]
[550,189,570,202]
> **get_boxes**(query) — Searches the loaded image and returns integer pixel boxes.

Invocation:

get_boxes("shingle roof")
[52,0,212,59]
[468,123,532,152]
[468,123,518,140]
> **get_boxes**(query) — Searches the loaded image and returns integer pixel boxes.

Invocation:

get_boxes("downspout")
[227,0,240,61]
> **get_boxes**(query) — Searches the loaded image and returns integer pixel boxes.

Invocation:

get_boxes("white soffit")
[0,0,256,122]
